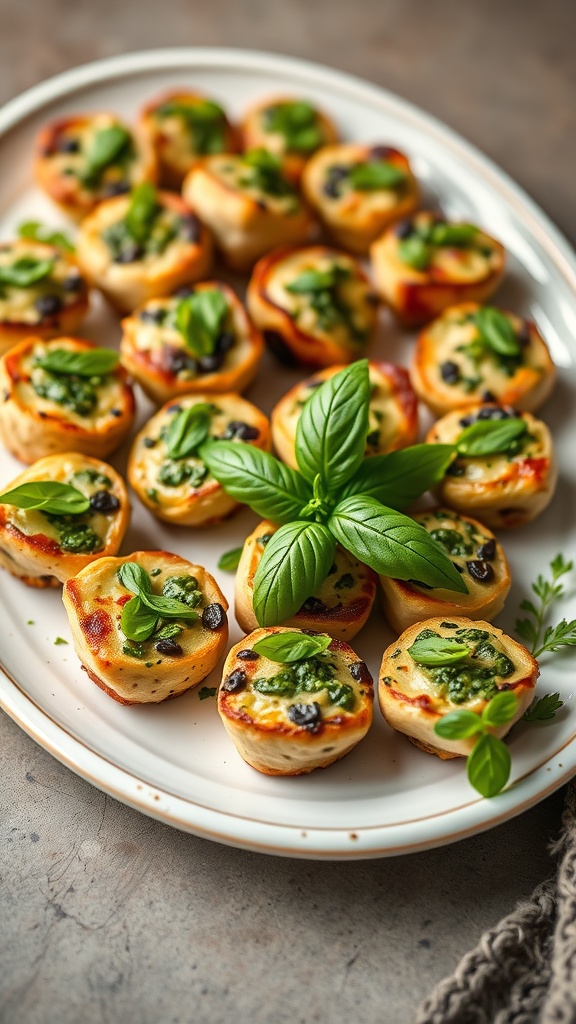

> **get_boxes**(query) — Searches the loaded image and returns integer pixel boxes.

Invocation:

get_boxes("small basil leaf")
[348,161,407,191]
[117,561,153,596]
[157,99,226,154]
[175,289,229,358]
[125,183,159,244]
[285,268,337,294]
[295,360,370,493]
[341,444,456,508]
[408,636,470,666]
[456,418,528,457]
[329,495,468,592]
[139,592,199,620]
[252,631,332,663]
[0,481,90,516]
[121,596,158,642]
[83,125,132,181]
[434,709,483,740]
[35,347,119,377]
[217,546,243,572]
[481,692,519,728]
[253,520,335,626]
[200,440,312,523]
[265,101,322,152]
[467,733,511,798]
[475,307,520,358]
[397,237,430,270]
[0,256,54,288]
[430,223,478,247]
[18,221,74,253]
[166,404,213,460]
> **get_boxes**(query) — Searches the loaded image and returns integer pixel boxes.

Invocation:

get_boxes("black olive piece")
[264,329,298,366]
[110,408,122,417]
[143,437,156,448]
[180,214,201,243]
[518,322,531,347]
[369,145,395,161]
[155,638,184,657]
[476,406,512,421]
[202,603,226,630]
[481,390,496,402]
[198,353,224,374]
[446,460,465,477]
[222,421,260,441]
[89,490,120,514]
[114,242,144,264]
[459,414,475,427]
[466,560,495,583]
[57,136,80,154]
[102,181,129,198]
[301,596,327,612]
[287,701,322,732]
[477,539,496,560]
[167,349,196,375]
[63,273,82,292]
[395,218,414,240]
[140,307,166,324]
[216,331,235,354]
[322,164,349,198]
[221,669,247,693]
[167,403,182,412]
[440,360,461,385]
[172,284,195,299]
[349,661,372,684]
[35,295,62,318]
[236,649,260,661]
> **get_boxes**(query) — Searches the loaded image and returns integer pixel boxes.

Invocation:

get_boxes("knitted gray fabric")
[415,781,576,1024]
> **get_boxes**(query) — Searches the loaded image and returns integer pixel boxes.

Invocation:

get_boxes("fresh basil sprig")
[118,561,199,642]
[341,444,456,508]
[435,691,519,797]
[264,101,322,152]
[0,256,54,288]
[408,635,470,666]
[474,307,520,358]
[82,125,132,188]
[18,221,74,253]
[516,553,576,659]
[165,403,214,460]
[456,418,528,457]
[35,347,119,377]
[348,161,407,191]
[175,289,228,358]
[0,480,90,516]
[252,631,331,663]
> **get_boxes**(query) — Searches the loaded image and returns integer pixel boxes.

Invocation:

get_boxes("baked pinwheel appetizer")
[218,627,374,775]
[139,90,238,189]
[182,149,313,271]
[426,404,557,528]
[411,302,556,416]
[0,336,135,464]
[301,143,419,253]
[75,183,212,312]
[128,393,270,526]
[34,112,157,219]
[0,239,89,355]
[247,245,377,367]
[379,617,538,759]
[235,519,377,640]
[370,212,505,326]
[271,360,417,467]
[379,508,511,633]
[119,281,264,405]
[240,97,338,181]
[62,551,228,704]
[0,452,129,587]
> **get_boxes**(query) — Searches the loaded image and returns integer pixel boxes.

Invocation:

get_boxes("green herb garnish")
[125,183,159,243]
[456,418,528,457]
[175,289,228,358]
[474,307,521,358]
[198,686,217,700]
[0,256,54,288]
[218,546,243,572]
[240,149,296,198]
[407,635,470,666]
[54,637,69,646]
[0,481,90,516]
[348,161,407,191]
[286,264,366,342]
[252,631,332,663]
[35,347,119,377]
[516,553,576,659]
[165,403,213,460]
[156,99,227,154]
[118,562,200,642]
[397,220,479,271]
[435,691,519,797]
[81,124,132,188]
[18,221,74,253]
[263,101,322,152]
[523,692,564,722]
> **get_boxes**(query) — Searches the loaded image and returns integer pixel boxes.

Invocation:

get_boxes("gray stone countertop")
[0,1,574,1021]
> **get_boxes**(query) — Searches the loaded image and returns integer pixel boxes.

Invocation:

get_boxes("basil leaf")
[252,631,332,663]
[398,237,430,270]
[0,256,54,288]
[35,347,119,377]
[241,149,295,198]
[125,183,159,244]
[329,495,468,592]
[121,596,158,642]
[157,100,226,154]
[341,444,456,508]
[83,125,132,183]
[18,221,74,253]
[467,733,511,798]
[481,692,519,728]
[166,404,213,460]
[456,418,527,457]
[408,636,470,666]
[217,546,243,572]
[139,592,199,620]
[475,307,520,357]
[200,440,312,523]
[0,481,90,516]
[434,709,483,740]
[430,223,478,247]
[285,268,338,294]
[348,161,407,191]
[265,101,322,152]
[175,289,228,358]
[295,360,370,493]
[117,562,153,596]
[253,520,335,626]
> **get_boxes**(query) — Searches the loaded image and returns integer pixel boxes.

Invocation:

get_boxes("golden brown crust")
[240,96,339,182]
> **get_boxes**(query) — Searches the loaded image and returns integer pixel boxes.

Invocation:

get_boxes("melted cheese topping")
[42,113,148,197]
[202,154,301,215]
[428,408,550,486]
[0,241,85,325]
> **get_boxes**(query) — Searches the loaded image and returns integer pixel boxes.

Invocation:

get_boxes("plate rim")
[0,45,574,859]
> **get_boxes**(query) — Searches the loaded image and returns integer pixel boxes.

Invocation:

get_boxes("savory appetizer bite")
[139,90,238,188]
[0,336,135,464]
[128,392,270,526]
[119,281,263,404]
[301,143,418,253]
[235,519,377,639]
[218,627,374,775]
[75,183,212,312]
[411,302,556,416]
[62,550,228,704]
[182,149,314,271]
[379,617,537,758]
[0,452,129,587]
[0,239,89,355]
[240,97,338,181]
[426,404,557,528]
[34,112,157,219]
[370,212,505,326]
[271,361,417,467]
[247,245,377,368]
[379,508,511,633]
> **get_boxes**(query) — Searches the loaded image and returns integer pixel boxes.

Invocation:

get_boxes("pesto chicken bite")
[62,550,228,704]
[379,617,538,759]
[240,97,338,182]
[301,143,419,253]
[370,212,505,326]
[76,183,212,312]
[34,112,157,219]
[182,149,314,271]
[139,89,238,189]
[120,281,263,405]
[218,627,374,775]
[426,404,557,528]
[0,452,129,587]
[0,336,135,464]
[247,245,377,368]
[128,392,271,526]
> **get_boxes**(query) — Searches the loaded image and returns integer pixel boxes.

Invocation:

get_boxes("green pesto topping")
[162,575,203,608]
[428,528,473,557]
[252,655,355,711]
[32,369,110,418]
[286,264,368,343]
[411,627,515,704]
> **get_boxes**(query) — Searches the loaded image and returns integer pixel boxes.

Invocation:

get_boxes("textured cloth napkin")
[415,781,576,1024]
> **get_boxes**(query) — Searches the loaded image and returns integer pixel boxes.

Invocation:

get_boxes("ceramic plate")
[0,48,574,859]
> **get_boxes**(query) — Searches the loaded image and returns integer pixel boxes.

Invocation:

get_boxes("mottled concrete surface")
[0,2,574,1022]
